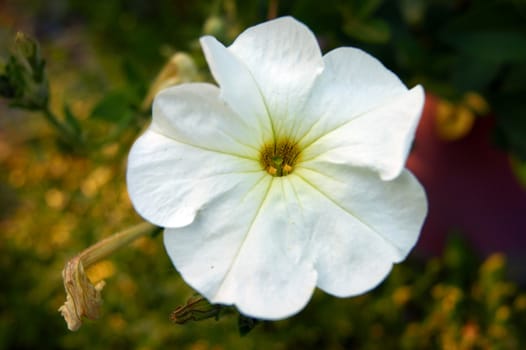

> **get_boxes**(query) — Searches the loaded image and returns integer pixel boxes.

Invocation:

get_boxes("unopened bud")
[203,16,226,38]
[1,32,48,109]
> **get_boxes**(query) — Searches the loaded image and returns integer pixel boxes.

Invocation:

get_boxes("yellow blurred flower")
[434,92,490,141]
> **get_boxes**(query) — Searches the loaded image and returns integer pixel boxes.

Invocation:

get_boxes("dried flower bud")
[170,296,225,324]
[59,222,155,331]
[59,257,106,331]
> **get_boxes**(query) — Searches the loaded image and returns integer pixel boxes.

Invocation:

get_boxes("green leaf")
[492,95,526,161]
[451,55,501,92]
[122,60,147,101]
[237,314,259,336]
[499,62,526,94]
[63,103,82,137]
[442,31,526,64]
[90,92,134,123]
[344,18,391,44]
[510,157,526,189]
[0,75,15,98]
[355,0,384,18]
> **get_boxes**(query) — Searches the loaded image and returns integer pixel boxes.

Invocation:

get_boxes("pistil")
[259,139,300,177]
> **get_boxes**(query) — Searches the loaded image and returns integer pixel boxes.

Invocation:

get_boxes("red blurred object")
[407,94,526,259]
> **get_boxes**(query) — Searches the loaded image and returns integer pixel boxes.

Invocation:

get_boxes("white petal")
[152,83,262,158]
[302,85,424,180]
[163,163,425,317]
[282,174,401,297]
[296,163,427,264]
[291,164,426,297]
[200,37,272,145]
[127,130,261,228]
[300,47,409,135]
[164,177,317,320]
[299,47,424,180]
[228,16,324,137]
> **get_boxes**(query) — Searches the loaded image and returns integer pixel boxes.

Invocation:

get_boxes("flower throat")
[259,139,301,177]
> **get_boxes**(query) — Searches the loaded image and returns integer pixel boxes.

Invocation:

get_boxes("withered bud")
[170,296,225,324]
[59,222,155,331]
[59,257,106,331]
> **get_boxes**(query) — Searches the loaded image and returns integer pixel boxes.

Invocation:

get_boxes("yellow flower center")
[259,139,301,177]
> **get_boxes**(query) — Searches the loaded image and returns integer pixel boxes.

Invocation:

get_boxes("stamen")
[267,166,278,176]
[259,139,300,177]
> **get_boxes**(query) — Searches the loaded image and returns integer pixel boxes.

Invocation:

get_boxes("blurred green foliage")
[1,0,526,349]
[0,32,48,109]
[3,0,526,158]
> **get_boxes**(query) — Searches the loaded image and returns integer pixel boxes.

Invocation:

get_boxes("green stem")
[42,107,73,138]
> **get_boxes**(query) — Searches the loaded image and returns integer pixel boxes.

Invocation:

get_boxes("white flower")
[127,17,427,320]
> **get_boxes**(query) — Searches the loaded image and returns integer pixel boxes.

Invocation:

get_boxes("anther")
[259,139,300,177]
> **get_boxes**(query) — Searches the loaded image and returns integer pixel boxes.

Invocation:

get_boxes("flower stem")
[267,0,279,19]
[80,221,156,267]
[42,107,72,139]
